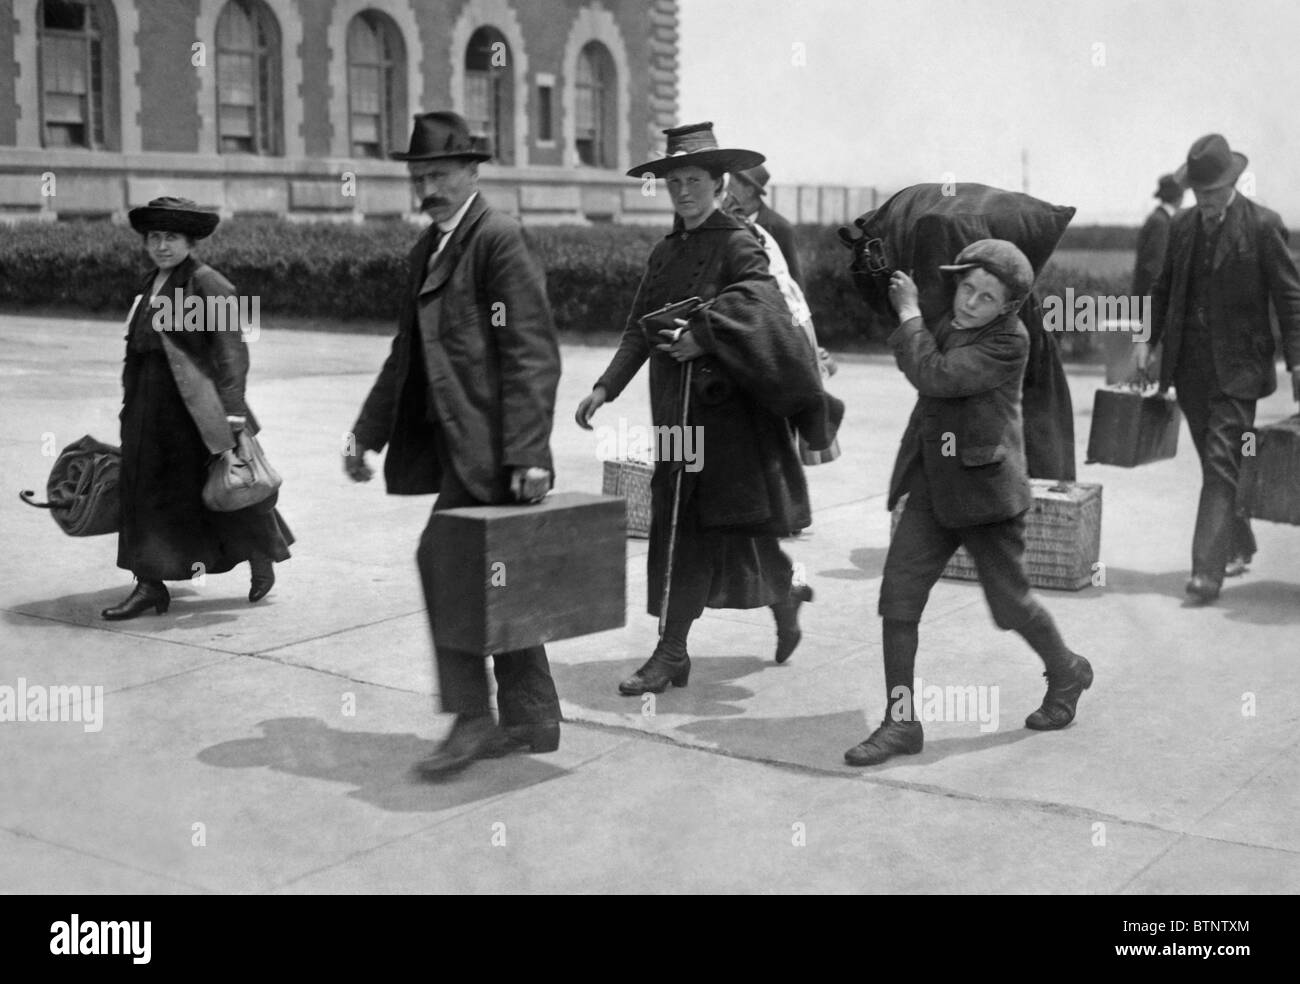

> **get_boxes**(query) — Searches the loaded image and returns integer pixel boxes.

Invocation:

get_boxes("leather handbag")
[19,435,121,536]
[202,430,282,512]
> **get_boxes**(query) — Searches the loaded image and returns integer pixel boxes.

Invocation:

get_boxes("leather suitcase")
[429,492,627,655]
[1085,387,1181,467]
[1238,415,1300,525]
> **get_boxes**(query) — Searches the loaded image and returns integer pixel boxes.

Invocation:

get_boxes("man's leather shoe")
[618,652,690,695]
[772,583,814,664]
[844,719,924,766]
[102,580,169,620]
[249,556,275,602]
[1185,574,1221,604]
[1223,554,1251,578]
[482,720,561,757]
[1025,653,1093,730]
[414,713,499,779]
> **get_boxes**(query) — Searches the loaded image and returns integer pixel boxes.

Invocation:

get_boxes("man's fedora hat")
[1173,134,1247,192]
[128,197,220,239]
[628,122,764,179]
[730,163,771,196]
[1154,173,1185,201]
[391,111,492,162]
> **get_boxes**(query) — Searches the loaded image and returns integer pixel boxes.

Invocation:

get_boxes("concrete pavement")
[2,312,1298,894]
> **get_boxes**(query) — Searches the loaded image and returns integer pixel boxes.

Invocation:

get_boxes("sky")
[678,0,1300,224]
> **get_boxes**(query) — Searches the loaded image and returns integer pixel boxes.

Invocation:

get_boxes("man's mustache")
[420,196,448,211]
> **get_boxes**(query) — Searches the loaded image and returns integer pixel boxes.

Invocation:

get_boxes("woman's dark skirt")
[117,350,293,581]
[646,470,792,622]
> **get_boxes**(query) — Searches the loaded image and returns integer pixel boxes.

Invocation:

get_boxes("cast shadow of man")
[198,717,567,812]
[551,654,769,720]
[1101,567,1300,624]
[679,709,1036,772]
[817,546,891,582]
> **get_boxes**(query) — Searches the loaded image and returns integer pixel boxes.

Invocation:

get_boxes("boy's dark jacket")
[887,311,1032,528]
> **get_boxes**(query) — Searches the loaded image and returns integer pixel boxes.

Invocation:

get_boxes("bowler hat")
[939,238,1035,300]
[1154,173,1185,202]
[1173,134,1247,191]
[128,197,220,239]
[730,163,771,195]
[628,122,764,179]
[391,111,492,162]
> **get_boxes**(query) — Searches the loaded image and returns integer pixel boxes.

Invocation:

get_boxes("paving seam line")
[1,824,214,894]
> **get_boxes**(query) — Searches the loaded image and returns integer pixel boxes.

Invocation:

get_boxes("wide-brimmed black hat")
[127,197,220,239]
[628,122,764,179]
[391,111,492,162]
[1174,134,1247,192]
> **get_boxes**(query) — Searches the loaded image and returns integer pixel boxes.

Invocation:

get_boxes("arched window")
[464,26,512,165]
[575,41,614,168]
[216,0,282,155]
[39,0,117,149]
[347,11,405,159]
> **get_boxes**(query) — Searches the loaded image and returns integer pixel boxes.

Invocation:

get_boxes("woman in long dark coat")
[102,197,292,620]
[575,123,834,695]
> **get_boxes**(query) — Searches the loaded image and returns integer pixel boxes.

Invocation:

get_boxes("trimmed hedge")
[0,217,1131,348]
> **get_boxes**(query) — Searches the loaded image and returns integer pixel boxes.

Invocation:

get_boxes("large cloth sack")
[843,182,1078,480]
[19,434,121,536]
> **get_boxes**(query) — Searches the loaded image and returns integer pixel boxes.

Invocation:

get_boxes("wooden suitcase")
[1085,387,1181,467]
[1238,415,1300,525]
[429,492,627,655]
[601,458,653,538]
[891,480,1103,591]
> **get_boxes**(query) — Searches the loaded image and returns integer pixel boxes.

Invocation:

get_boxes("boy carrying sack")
[846,239,1093,767]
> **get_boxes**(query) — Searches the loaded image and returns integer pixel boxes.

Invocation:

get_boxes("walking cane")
[658,358,693,639]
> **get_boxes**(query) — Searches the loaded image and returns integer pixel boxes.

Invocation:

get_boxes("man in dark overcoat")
[1132,173,1184,301]
[1142,134,1300,602]
[345,111,562,777]
[727,163,804,289]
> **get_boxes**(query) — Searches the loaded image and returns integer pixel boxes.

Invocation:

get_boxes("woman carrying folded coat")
[102,197,292,620]
[575,123,837,695]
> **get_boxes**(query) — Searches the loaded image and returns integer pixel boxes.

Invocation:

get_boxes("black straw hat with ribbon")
[628,122,764,179]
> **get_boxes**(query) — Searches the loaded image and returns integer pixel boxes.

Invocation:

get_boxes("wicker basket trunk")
[891,479,1103,591]
[601,459,653,538]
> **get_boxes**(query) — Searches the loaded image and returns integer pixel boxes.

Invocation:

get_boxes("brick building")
[0,0,681,224]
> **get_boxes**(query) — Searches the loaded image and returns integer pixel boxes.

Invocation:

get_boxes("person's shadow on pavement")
[817,546,891,581]
[551,654,768,720]
[7,586,242,630]
[680,709,1038,773]
[198,717,567,812]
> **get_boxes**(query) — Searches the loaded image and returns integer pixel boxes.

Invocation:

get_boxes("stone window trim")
[196,0,303,158]
[447,0,530,168]
[13,0,139,152]
[326,0,423,161]
[560,3,630,173]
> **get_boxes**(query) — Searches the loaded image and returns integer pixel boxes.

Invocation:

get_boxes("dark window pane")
[43,0,86,31]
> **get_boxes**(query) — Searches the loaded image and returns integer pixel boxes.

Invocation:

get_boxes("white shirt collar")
[437,191,478,238]
[1160,201,1177,217]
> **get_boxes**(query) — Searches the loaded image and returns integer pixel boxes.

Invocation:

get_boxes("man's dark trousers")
[415,428,561,728]
[1174,316,1257,585]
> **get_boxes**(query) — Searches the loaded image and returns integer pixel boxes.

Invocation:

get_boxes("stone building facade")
[0,0,682,224]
